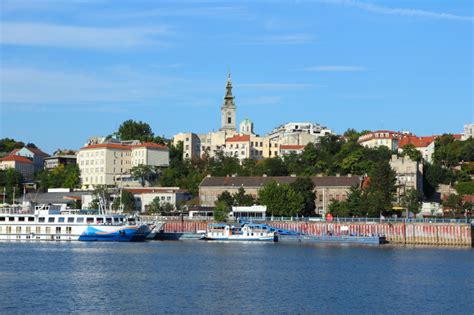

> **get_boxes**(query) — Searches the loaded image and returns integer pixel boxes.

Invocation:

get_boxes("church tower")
[220,72,237,131]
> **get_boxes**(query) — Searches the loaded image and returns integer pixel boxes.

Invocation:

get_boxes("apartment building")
[389,155,423,204]
[0,155,34,181]
[77,142,169,189]
[357,130,403,151]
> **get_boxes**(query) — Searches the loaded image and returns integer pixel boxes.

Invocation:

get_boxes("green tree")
[213,201,230,222]
[257,180,304,216]
[455,181,474,195]
[112,190,136,213]
[363,161,397,216]
[89,185,113,211]
[216,191,234,208]
[159,202,175,214]
[443,194,464,217]
[0,168,24,203]
[147,197,162,214]
[130,165,156,187]
[116,119,154,142]
[400,144,422,162]
[290,177,315,216]
[400,188,423,217]
[233,187,255,206]
[328,200,350,217]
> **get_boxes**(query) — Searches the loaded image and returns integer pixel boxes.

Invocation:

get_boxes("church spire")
[223,71,235,108]
[220,71,237,131]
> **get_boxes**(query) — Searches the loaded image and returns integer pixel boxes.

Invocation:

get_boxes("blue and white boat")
[0,205,151,242]
[203,223,277,241]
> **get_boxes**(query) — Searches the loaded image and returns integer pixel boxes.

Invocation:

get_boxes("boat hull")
[78,225,150,242]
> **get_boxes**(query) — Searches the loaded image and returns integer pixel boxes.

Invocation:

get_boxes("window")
[0,217,4,222]
[48,217,55,223]
[77,217,84,223]
[8,217,14,221]
[58,217,65,223]
[39,217,45,223]
[66,227,72,234]
[86,217,94,224]
[67,217,74,223]
[18,217,25,222]
[28,217,34,222]
[228,117,231,124]
[56,227,61,234]
[36,227,41,234]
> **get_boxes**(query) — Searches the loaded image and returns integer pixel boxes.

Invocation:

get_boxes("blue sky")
[0,0,473,154]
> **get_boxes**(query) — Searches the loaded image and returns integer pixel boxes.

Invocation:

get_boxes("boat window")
[67,217,74,223]
[56,227,61,234]
[18,217,25,222]
[39,217,45,223]
[113,217,119,223]
[8,217,15,222]
[28,217,34,222]
[86,217,94,224]
[48,217,55,223]
[0,217,4,221]
[77,217,84,223]
[58,217,65,223]
[106,217,112,224]
[97,217,104,224]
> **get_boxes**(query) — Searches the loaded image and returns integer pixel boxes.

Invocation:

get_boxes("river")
[0,242,472,314]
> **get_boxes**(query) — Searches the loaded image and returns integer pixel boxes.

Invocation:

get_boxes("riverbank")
[159,220,473,247]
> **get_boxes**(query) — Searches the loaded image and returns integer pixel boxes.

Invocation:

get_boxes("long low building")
[199,175,361,215]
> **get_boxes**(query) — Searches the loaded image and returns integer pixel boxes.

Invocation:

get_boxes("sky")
[0,0,473,154]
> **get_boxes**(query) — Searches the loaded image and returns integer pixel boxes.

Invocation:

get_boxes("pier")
[153,218,473,247]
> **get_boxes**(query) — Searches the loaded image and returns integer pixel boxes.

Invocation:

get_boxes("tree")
[0,168,24,203]
[34,164,80,189]
[89,185,113,211]
[214,201,230,222]
[130,165,156,187]
[328,200,350,217]
[257,180,304,216]
[400,188,423,217]
[455,181,474,195]
[443,194,464,217]
[233,187,255,206]
[363,161,397,216]
[290,177,315,216]
[112,190,136,213]
[147,197,162,214]
[159,202,175,214]
[401,144,422,162]
[116,119,154,142]
[216,191,234,208]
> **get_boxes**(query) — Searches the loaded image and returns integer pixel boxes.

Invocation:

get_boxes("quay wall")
[161,221,473,247]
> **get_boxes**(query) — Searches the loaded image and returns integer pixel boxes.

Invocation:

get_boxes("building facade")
[10,146,49,173]
[199,175,361,216]
[44,155,77,170]
[389,155,423,204]
[77,142,169,189]
[0,155,34,181]
[398,136,435,162]
[463,123,473,140]
[357,130,402,152]
[266,122,333,146]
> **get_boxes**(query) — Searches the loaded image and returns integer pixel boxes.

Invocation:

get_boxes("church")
[173,73,332,162]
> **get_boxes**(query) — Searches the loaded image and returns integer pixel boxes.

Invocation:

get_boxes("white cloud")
[303,66,367,72]
[318,0,474,22]
[0,22,169,48]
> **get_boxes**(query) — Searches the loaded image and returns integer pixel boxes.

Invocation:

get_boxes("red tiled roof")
[9,148,21,155]
[453,134,463,140]
[132,142,169,150]
[280,145,305,150]
[226,135,251,142]
[358,130,402,143]
[80,144,131,150]
[0,155,33,164]
[399,136,435,148]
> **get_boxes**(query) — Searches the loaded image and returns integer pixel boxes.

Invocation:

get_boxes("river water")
[0,241,472,314]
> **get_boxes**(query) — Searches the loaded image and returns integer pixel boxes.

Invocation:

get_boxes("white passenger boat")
[203,223,277,241]
[0,205,151,242]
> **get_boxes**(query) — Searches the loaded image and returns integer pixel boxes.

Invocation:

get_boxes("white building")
[358,130,403,152]
[0,155,34,181]
[77,142,169,189]
[463,123,473,140]
[266,122,333,146]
